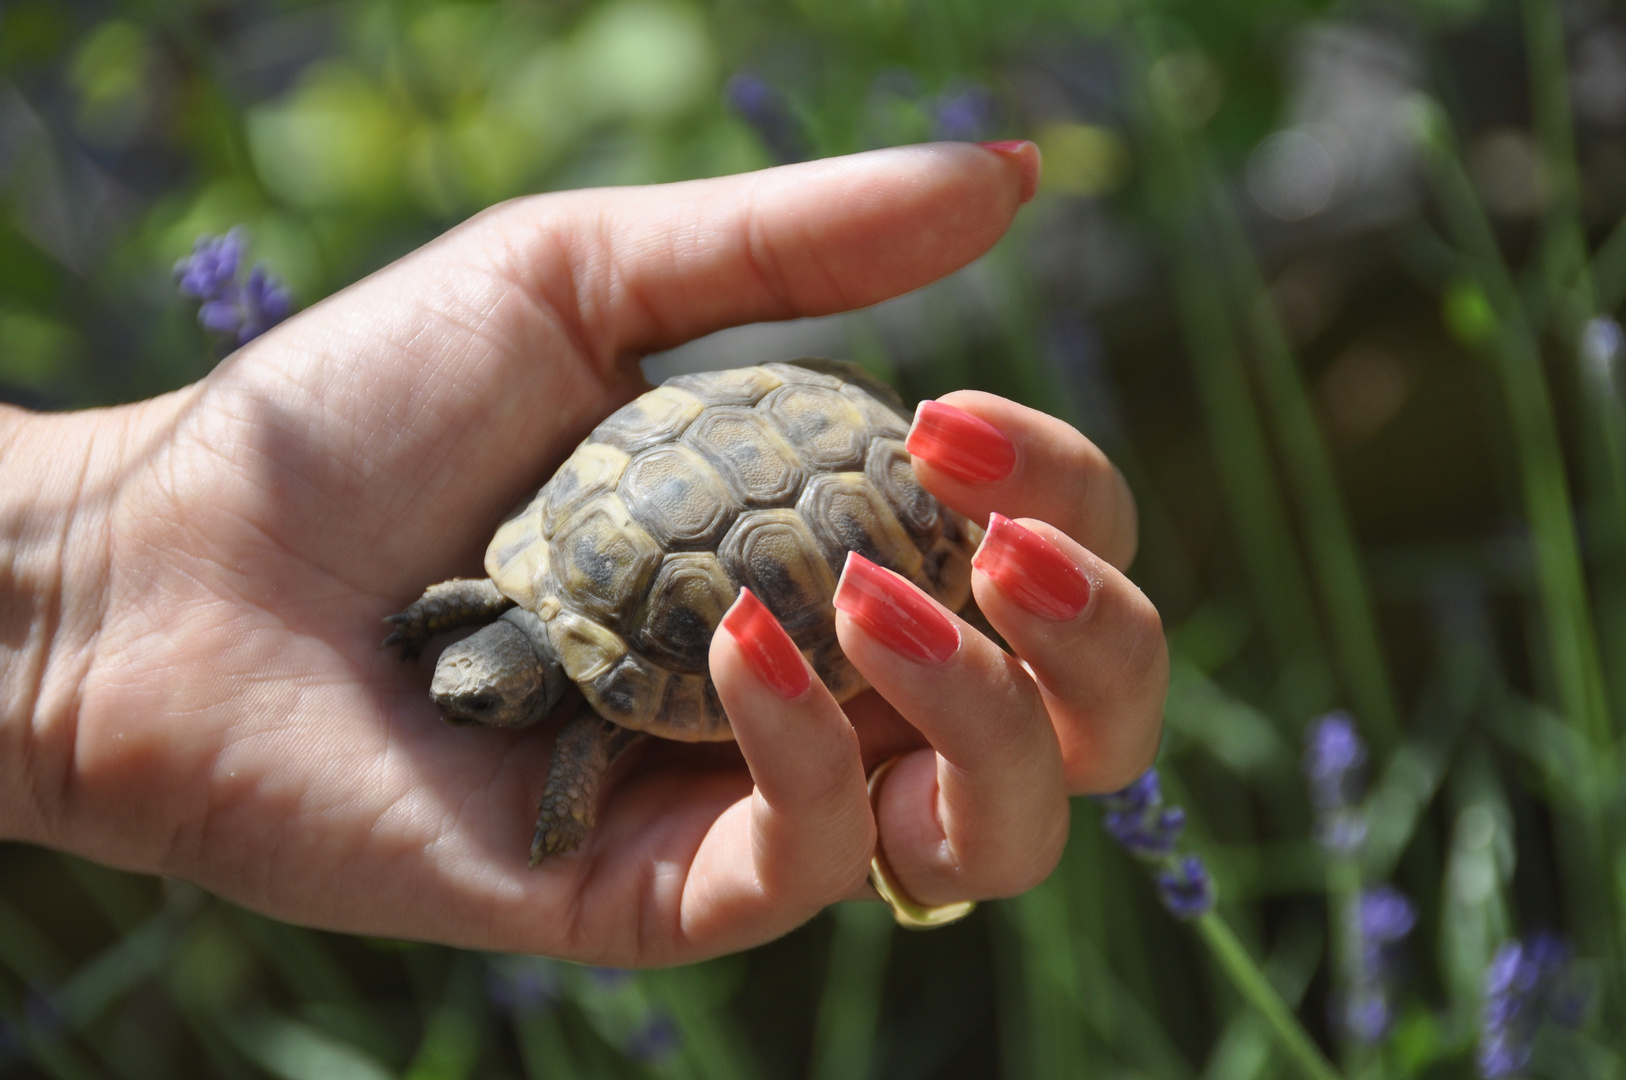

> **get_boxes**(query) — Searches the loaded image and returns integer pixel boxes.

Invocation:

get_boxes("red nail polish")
[721,588,810,699]
[976,140,1041,203]
[906,400,1018,485]
[832,552,961,666]
[972,513,1091,620]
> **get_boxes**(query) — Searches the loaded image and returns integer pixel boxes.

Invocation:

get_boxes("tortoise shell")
[483,359,980,741]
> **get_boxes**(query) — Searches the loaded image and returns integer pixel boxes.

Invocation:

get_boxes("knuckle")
[963,804,1070,898]
[1111,589,1167,696]
[1091,723,1163,795]
[956,669,1045,770]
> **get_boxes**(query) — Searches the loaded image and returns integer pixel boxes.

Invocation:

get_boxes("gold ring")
[866,756,977,930]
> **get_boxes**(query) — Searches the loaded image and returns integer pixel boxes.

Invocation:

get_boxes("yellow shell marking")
[540,443,632,539]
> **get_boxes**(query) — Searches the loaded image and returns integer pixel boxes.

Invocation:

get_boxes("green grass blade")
[807,903,893,1080]
[1194,915,1343,1080]
[1008,884,1092,1080]
[225,1011,398,1080]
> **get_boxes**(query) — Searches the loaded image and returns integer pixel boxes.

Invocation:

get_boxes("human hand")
[2,141,1163,965]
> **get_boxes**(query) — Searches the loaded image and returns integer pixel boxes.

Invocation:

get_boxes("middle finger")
[832,552,1070,906]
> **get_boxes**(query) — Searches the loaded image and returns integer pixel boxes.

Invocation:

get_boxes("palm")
[58,150,1022,963]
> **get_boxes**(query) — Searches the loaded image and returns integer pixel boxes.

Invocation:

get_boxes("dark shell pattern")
[484,360,981,741]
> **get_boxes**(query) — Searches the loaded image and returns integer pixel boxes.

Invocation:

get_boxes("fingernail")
[972,513,1092,620]
[906,400,1018,484]
[976,140,1042,203]
[721,588,810,699]
[832,552,960,666]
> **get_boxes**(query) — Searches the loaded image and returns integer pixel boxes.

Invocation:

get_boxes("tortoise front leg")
[531,708,646,865]
[383,578,513,661]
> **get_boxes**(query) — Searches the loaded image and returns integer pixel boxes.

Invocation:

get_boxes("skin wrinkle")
[598,208,673,362]
[738,182,804,317]
[796,207,862,315]
[21,410,138,845]
[546,207,623,374]
[756,790,870,910]
[2,465,63,837]
[237,719,362,912]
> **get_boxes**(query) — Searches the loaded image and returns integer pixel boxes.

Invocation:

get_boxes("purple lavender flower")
[726,73,808,165]
[1095,769,1215,919]
[1304,711,1368,852]
[1340,886,1417,1043]
[1105,803,1186,857]
[1155,855,1216,920]
[586,966,636,989]
[239,266,294,341]
[485,959,562,1016]
[174,228,293,347]
[931,84,1000,141]
[1478,933,1586,1078]
[175,229,245,300]
[1095,770,1187,857]
[624,1013,680,1063]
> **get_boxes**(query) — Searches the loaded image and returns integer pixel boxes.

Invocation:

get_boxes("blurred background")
[5,0,1626,1076]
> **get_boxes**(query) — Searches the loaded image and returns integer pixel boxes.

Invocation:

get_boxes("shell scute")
[797,472,921,580]
[550,494,663,626]
[620,444,736,548]
[540,443,631,539]
[486,509,547,607]
[761,361,846,390]
[717,508,837,646]
[585,653,670,731]
[760,385,868,471]
[634,552,737,674]
[866,438,941,547]
[685,407,805,507]
[658,674,732,741]
[593,386,705,455]
[547,609,627,684]
[843,384,911,438]
[664,367,782,405]
[916,535,975,612]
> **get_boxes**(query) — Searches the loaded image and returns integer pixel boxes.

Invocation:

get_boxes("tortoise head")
[430,608,567,728]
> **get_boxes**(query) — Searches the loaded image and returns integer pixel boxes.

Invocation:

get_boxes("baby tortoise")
[386,359,981,864]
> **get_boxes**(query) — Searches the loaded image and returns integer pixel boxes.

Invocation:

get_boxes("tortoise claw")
[381,627,420,661]
[381,614,429,662]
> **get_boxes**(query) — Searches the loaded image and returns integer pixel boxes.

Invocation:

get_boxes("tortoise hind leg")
[531,707,646,866]
[383,578,513,661]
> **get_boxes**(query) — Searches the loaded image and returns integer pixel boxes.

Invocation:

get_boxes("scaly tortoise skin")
[387,359,982,863]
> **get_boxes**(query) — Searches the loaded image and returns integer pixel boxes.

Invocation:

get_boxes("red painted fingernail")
[973,513,1092,620]
[832,552,960,666]
[906,400,1018,484]
[976,139,1041,203]
[721,588,810,699]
